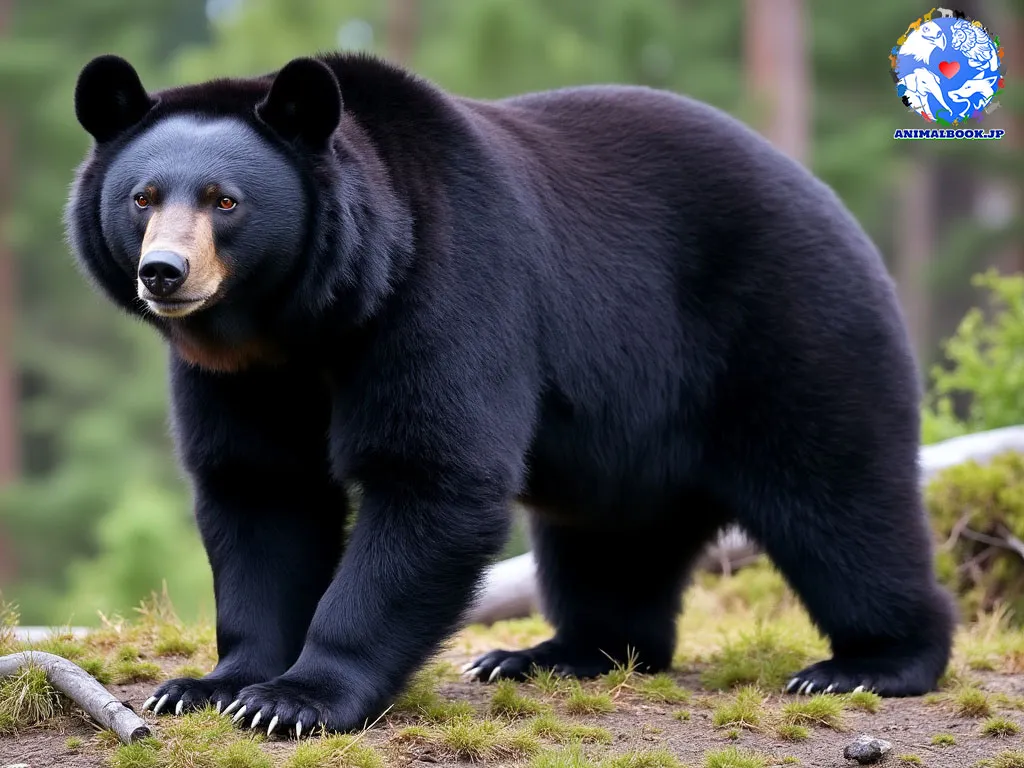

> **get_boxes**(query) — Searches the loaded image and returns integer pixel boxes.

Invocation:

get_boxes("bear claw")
[251,711,262,729]
[175,700,184,715]
[267,715,279,737]
[153,694,170,714]
[223,700,241,717]
[487,666,503,682]
[142,696,157,711]
[231,705,248,724]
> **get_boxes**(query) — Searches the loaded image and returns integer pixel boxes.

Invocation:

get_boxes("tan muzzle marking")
[139,204,227,316]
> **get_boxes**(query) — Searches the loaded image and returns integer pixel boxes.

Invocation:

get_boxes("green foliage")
[926,452,1024,621]
[922,271,1024,444]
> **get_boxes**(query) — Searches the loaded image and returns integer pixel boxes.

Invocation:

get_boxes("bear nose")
[138,250,189,297]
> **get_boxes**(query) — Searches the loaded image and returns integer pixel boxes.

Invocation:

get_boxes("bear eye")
[216,196,237,211]
[133,193,151,209]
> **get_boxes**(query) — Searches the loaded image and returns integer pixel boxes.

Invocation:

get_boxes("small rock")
[844,734,893,764]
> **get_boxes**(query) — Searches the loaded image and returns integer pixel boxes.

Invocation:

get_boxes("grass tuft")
[530,666,573,696]
[109,737,163,768]
[635,674,689,704]
[154,625,198,658]
[602,649,641,696]
[601,749,681,768]
[844,690,881,713]
[564,682,615,715]
[393,668,475,723]
[981,716,1021,737]
[284,733,383,768]
[775,723,809,741]
[712,686,763,729]
[780,693,844,729]
[215,740,274,768]
[954,686,992,717]
[0,665,65,734]
[983,752,1024,768]
[490,679,549,719]
[65,735,84,751]
[79,656,113,684]
[703,746,767,768]
[896,756,922,765]
[528,712,613,744]
[395,717,539,762]
[700,623,812,691]
[111,659,162,685]
[931,732,956,746]
[530,745,596,768]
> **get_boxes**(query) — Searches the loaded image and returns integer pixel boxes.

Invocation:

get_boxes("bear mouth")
[143,295,210,318]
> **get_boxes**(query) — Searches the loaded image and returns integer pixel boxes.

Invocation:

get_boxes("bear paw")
[462,640,625,683]
[142,673,257,717]
[784,656,940,698]
[224,676,369,738]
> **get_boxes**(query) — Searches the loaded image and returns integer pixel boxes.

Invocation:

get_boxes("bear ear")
[256,57,342,149]
[74,55,155,143]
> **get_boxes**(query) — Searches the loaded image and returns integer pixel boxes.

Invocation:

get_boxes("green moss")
[490,680,549,719]
[672,710,690,721]
[701,623,812,691]
[931,733,956,746]
[896,756,922,766]
[982,716,1021,737]
[635,674,689,704]
[712,686,763,729]
[528,713,613,744]
[66,735,84,751]
[703,746,767,768]
[780,694,844,729]
[564,683,615,715]
[0,665,65,734]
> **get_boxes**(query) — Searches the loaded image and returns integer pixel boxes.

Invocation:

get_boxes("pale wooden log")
[0,651,150,744]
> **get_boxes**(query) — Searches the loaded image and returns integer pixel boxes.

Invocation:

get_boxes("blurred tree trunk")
[744,0,809,165]
[0,0,18,582]
[895,157,935,362]
[386,0,419,66]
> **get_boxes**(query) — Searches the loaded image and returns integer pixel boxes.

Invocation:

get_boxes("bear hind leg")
[464,499,728,683]
[740,481,955,697]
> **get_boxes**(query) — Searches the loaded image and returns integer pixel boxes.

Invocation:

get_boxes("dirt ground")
[2,648,1023,768]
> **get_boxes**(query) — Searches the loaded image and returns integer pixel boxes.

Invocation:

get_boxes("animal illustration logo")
[890,8,1005,125]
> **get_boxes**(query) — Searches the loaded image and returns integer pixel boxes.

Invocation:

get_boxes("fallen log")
[0,651,150,744]
[464,425,1024,625]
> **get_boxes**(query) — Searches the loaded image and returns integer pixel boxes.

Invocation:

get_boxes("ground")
[2,560,1024,768]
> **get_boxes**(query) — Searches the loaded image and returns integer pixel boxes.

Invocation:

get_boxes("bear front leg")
[229,477,511,737]
[144,358,347,717]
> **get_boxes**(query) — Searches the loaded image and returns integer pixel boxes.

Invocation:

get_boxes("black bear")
[67,52,955,737]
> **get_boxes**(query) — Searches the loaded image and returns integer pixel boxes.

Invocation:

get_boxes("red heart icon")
[938,60,960,78]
